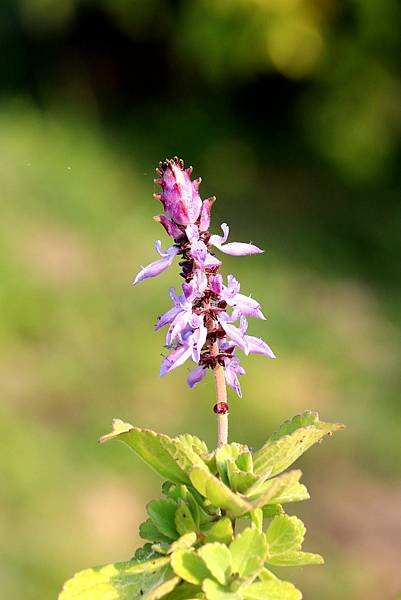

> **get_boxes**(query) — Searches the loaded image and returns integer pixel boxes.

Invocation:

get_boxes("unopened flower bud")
[157,157,202,226]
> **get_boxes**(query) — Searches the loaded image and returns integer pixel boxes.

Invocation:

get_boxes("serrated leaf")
[147,499,178,540]
[190,467,253,518]
[59,556,171,600]
[198,543,232,585]
[250,471,302,508]
[266,515,305,557]
[268,551,324,567]
[230,527,268,578]
[161,436,208,475]
[241,580,302,600]
[269,411,324,440]
[253,412,344,478]
[202,517,233,544]
[202,579,241,600]
[100,421,189,484]
[176,434,209,457]
[175,502,198,536]
[171,550,212,585]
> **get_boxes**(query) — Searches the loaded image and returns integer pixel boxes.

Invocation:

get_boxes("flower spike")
[134,158,275,396]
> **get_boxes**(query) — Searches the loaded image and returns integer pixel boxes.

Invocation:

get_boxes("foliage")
[59,411,343,599]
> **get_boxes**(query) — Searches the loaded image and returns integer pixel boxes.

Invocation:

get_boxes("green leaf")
[202,579,241,600]
[268,551,324,567]
[269,482,309,504]
[226,461,258,494]
[169,532,197,553]
[235,450,253,473]
[258,568,278,581]
[261,505,284,518]
[176,434,209,457]
[175,502,198,536]
[153,532,198,556]
[198,543,232,585]
[59,556,171,599]
[241,580,302,600]
[163,582,203,599]
[162,484,201,529]
[171,549,212,585]
[230,527,268,578]
[249,508,263,532]
[161,436,208,475]
[140,519,172,544]
[147,577,180,599]
[100,421,189,484]
[147,499,178,540]
[133,543,158,562]
[189,467,253,518]
[215,444,249,484]
[253,412,344,478]
[202,517,234,545]
[251,471,302,508]
[266,515,305,557]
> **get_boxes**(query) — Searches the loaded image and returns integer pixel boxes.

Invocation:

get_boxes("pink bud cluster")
[133,157,275,397]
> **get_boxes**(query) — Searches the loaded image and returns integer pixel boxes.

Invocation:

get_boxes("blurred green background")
[0,0,400,598]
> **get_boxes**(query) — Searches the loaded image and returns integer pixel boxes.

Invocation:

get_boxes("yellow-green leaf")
[253,412,344,477]
[59,556,171,599]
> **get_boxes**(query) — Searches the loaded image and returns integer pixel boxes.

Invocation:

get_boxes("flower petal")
[155,305,182,330]
[199,196,216,231]
[133,246,179,285]
[185,224,199,244]
[160,344,193,376]
[215,242,264,256]
[244,335,276,358]
[220,321,249,354]
[187,365,208,388]
[229,293,266,319]
[154,215,183,240]
[223,357,245,398]
[209,223,229,247]
[210,223,263,255]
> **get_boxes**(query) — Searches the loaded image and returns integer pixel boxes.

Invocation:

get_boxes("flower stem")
[210,339,228,447]
[214,364,228,447]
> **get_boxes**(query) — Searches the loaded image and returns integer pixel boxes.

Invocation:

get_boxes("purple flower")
[185,225,221,269]
[223,356,245,398]
[155,158,202,226]
[210,223,264,256]
[155,288,185,330]
[219,316,275,359]
[182,269,208,302]
[134,157,275,395]
[214,274,266,320]
[133,241,179,285]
